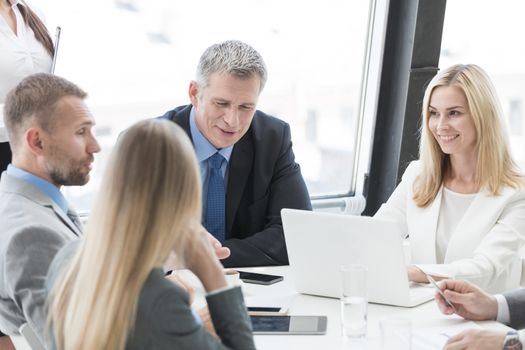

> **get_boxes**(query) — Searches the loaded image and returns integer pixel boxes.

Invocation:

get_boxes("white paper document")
[412,317,480,349]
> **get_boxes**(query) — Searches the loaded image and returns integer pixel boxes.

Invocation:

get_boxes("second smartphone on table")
[238,271,283,285]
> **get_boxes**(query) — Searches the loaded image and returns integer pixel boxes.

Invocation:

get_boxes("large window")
[38,0,375,210]
[440,1,525,171]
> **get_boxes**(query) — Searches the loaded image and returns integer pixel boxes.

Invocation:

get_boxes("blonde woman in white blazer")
[376,64,525,294]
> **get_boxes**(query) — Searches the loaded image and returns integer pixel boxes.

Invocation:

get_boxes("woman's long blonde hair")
[48,119,202,350]
[414,64,522,207]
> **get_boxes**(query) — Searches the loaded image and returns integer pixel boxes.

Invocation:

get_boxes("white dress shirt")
[0,0,52,141]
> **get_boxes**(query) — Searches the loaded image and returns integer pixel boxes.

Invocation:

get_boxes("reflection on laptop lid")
[281,209,434,307]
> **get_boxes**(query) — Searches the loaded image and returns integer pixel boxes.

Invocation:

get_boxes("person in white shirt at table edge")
[375,64,525,293]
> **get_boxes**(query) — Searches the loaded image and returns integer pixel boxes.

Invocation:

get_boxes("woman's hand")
[163,229,230,272]
[0,337,15,350]
[165,273,196,305]
[183,223,227,292]
[407,265,429,283]
[197,306,218,337]
[407,265,447,284]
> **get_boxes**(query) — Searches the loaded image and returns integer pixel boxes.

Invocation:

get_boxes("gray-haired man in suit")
[435,279,525,349]
[0,73,101,346]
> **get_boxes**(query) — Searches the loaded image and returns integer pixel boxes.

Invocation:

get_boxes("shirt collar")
[7,164,69,214]
[189,106,233,162]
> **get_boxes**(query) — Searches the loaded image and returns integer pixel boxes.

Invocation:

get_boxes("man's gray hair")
[196,40,268,92]
[3,73,87,152]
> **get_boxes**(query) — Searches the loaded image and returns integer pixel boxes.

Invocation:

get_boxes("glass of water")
[340,264,368,338]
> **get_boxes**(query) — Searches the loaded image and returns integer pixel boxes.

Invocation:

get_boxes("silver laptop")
[281,209,434,307]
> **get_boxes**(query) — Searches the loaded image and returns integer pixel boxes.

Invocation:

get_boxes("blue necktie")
[205,152,226,241]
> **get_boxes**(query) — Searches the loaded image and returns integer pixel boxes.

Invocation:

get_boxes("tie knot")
[67,208,78,218]
[67,208,83,231]
[209,152,225,170]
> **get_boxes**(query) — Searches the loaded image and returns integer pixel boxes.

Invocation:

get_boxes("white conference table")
[207,266,511,350]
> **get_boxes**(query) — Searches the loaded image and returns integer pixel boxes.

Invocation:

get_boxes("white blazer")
[375,161,525,293]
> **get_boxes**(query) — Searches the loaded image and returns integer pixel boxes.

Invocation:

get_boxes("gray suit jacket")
[504,289,525,330]
[0,172,80,341]
[47,241,256,350]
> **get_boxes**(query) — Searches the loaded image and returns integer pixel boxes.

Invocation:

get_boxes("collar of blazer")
[0,172,82,237]
[410,182,520,264]
[225,132,253,233]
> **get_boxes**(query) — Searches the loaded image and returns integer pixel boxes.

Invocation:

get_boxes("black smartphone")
[247,306,289,315]
[238,271,283,285]
[250,315,327,334]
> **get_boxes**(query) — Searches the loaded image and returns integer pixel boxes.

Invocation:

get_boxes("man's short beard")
[45,142,92,186]
[48,165,89,186]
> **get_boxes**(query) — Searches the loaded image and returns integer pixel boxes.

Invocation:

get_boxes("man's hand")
[163,229,230,272]
[443,329,506,350]
[206,231,230,260]
[436,279,498,321]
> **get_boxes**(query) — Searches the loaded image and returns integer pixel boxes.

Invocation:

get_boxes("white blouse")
[435,187,476,264]
[375,161,525,293]
[0,0,52,142]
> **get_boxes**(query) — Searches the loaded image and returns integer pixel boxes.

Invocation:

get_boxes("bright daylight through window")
[38,0,373,211]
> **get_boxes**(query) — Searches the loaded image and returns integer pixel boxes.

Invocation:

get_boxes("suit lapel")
[411,187,442,263]
[161,104,193,142]
[226,134,253,234]
[50,203,82,237]
[0,173,81,237]
[171,107,193,142]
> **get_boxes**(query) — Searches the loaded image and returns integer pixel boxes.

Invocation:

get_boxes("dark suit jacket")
[46,241,256,350]
[160,105,312,267]
[504,289,525,330]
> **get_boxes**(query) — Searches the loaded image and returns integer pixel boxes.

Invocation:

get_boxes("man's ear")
[188,81,200,106]
[25,128,45,155]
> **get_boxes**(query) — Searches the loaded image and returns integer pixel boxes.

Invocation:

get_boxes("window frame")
[361,0,447,216]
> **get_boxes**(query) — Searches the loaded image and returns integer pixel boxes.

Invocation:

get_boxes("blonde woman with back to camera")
[45,119,255,349]
[375,64,525,293]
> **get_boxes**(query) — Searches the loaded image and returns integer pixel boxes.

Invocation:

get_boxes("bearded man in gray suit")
[0,73,100,346]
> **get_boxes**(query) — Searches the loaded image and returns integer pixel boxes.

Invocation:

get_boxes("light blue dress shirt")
[189,108,233,213]
[6,164,69,215]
